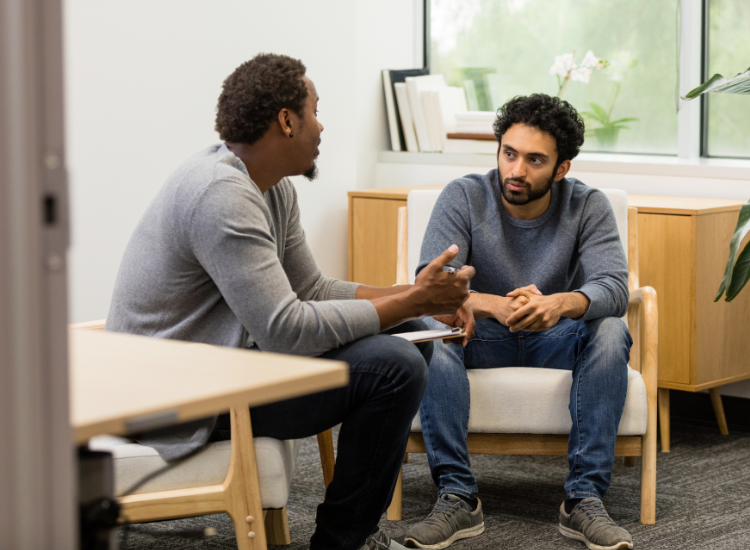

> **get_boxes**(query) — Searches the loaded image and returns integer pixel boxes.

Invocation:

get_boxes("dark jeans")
[214,320,431,550]
[421,315,631,501]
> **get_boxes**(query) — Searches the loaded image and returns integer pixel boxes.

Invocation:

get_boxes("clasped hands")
[499,284,564,333]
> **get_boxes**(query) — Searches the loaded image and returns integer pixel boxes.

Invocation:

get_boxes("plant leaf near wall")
[716,200,750,302]
[683,67,750,100]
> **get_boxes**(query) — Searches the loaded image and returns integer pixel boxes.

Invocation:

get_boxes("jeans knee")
[590,317,632,349]
[388,337,429,397]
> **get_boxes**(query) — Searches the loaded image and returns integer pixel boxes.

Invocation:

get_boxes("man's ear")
[277,108,293,137]
[554,159,571,181]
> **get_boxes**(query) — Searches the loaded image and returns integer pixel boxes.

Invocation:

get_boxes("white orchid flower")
[549,52,576,77]
[579,50,601,69]
[569,50,601,83]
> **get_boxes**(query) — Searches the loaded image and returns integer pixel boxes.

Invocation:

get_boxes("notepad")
[392,327,466,343]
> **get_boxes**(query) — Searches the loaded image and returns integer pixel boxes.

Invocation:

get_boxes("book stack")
[382,70,467,153]
[383,69,498,155]
[444,111,498,154]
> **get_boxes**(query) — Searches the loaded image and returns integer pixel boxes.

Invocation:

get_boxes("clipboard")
[392,327,467,343]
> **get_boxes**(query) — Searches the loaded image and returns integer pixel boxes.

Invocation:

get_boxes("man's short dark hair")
[493,94,585,165]
[215,53,308,145]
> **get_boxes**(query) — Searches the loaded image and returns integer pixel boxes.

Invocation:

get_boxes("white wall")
[64,0,422,322]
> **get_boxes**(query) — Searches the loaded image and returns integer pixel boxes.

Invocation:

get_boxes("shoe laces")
[365,529,391,550]
[422,495,464,525]
[577,499,610,521]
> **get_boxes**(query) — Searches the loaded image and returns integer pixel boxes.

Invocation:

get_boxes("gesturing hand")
[414,245,476,317]
[433,301,475,347]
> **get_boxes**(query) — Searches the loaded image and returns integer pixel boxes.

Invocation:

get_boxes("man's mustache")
[503,177,529,188]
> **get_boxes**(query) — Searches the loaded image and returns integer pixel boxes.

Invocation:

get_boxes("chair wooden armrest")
[627,285,658,524]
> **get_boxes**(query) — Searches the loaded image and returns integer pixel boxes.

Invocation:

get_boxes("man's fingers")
[507,284,542,298]
[506,303,538,330]
[425,245,459,273]
[456,265,476,281]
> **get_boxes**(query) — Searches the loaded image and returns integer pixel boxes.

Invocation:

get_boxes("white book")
[422,91,443,153]
[405,74,447,152]
[394,83,419,153]
[435,86,468,140]
[443,138,498,155]
[381,70,401,152]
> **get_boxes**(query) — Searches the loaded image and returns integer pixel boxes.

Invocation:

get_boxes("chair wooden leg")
[317,429,336,488]
[387,467,403,521]
[226,407,267,550]
[640,426,657,524]
[709,387,729,435]
[264,507,291,545]
[623,456,637,467]
[658,388,670,452]
[403,453,410,464]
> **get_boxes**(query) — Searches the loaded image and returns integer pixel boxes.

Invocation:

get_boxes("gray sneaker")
[360,528,408,550]
[404,494,485,549]
[558,498,634,550]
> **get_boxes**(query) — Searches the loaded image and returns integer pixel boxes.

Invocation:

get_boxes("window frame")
[423,0,743,161]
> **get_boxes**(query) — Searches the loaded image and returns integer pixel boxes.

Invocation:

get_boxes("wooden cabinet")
[348,186,750,395]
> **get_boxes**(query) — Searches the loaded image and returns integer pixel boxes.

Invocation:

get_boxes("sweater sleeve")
[281,181,361,302]
[189,178,379,356]
[576,190,630,320]
[416,181,473,277]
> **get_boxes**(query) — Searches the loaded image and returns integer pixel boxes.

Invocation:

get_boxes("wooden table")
[70,328,348,444]
[348,186,750,445]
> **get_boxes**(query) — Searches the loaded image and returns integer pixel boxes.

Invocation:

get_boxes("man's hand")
[369,245,476,331]
[505,290,590,332]
[433,302,475,347]
[412,245,476,317]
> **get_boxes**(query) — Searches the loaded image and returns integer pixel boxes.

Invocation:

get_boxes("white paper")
[392,327,463,342]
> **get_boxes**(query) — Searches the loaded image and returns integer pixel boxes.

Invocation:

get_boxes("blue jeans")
[214,320,432,550]
[420,315,631,501]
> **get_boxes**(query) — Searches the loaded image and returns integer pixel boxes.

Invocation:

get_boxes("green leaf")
[715,199,750,301]
[726,240,750,301]
[589,102,609,121]
[683,66,750,100]
[611,117,639,125]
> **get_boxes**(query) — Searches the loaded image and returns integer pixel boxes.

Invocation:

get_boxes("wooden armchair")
[73,320,336,549]
[387,189,658,524]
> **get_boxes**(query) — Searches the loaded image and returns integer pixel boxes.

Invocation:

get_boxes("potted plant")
[682,66,750,301]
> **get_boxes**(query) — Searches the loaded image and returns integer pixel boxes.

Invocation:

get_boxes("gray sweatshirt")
[107,143,380,355]
[417,169,629,320]
[106,143,381,459]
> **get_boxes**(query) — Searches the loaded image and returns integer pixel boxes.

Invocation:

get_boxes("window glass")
[430,0,679,155]
[705,0,750,159]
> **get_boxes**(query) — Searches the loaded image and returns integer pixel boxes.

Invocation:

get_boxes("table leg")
[709,387,729,435]
[658,388,670,452]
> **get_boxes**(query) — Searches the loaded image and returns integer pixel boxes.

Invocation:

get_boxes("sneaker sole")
[404,523,485,549]
[558,524,633,550]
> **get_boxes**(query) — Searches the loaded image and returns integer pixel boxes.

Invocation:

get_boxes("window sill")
[377,151,750,181]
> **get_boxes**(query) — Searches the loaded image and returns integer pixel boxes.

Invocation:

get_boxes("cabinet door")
[350,198,405,286]
[638,213,696,386]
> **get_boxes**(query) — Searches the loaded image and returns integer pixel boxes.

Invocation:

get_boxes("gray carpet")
[118,419,750,549]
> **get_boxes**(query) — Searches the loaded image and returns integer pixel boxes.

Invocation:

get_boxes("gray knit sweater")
[106,143,380,459]
[417,169,629,320]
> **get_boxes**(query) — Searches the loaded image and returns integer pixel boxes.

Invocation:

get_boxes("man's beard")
[303,161,318,181]
[500,172,555,205]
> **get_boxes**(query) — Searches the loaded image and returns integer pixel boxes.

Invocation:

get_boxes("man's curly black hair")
[215,53,308,145]
[493,94,585,166]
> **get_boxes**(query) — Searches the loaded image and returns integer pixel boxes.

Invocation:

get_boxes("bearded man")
[107,53,476,550]
[403,94,634,550]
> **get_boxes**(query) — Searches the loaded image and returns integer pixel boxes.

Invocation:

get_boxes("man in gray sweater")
[107,54,475,550]
[403,95,634,550]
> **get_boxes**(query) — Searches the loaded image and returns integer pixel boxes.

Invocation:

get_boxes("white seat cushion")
[88,436,301,509]
[411,366,647,436]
